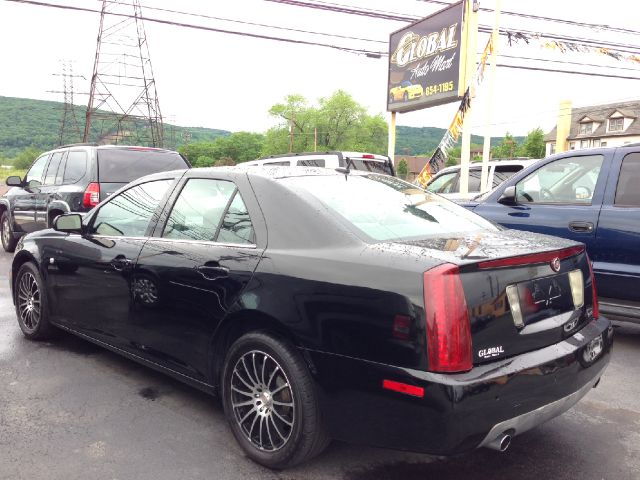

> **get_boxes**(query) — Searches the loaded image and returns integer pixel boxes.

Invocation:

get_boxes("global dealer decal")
[387,1,465,113]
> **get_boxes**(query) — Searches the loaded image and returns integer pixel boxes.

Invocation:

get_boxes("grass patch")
[0,168,26,184]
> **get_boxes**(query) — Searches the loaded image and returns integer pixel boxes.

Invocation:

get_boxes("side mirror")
[53,213,83,234]
[5,176,22,187]
[498,185,517,205]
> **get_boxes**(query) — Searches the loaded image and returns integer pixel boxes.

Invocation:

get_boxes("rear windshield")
[97,149,187,183]
[280,174,497,241]
[349,159,393,175]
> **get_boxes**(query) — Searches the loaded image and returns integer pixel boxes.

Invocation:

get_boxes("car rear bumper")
[305,317,613,455]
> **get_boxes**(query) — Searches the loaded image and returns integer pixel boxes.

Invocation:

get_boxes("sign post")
[387,1,478,184]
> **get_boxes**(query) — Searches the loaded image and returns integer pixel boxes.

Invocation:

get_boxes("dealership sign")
[387,1,470,113]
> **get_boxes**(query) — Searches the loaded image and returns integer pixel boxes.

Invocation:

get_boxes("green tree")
[179,132,264,166]
[12,147,42,169]
[517,127,545,158]
[492,132,519,159]
[397,159,408,177]
[262,91,387,156]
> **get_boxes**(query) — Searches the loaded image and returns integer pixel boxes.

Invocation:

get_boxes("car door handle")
[568,221,594,233]
[111,256,133,271]
[196,265,229,280]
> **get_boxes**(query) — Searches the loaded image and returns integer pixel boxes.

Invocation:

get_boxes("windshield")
[97,149,187,183]
[280,174,498,242]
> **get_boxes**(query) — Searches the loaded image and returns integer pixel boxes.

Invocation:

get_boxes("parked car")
[389,80,423,103]
[465,145,640,323]
[1,144,190,252]
[244,151,395,176]
[11,167,611,468]
[426,159,536,201]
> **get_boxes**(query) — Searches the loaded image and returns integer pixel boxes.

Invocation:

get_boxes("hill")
[0,96,230,158]
[0,96,524,159]
[395,125,525,156]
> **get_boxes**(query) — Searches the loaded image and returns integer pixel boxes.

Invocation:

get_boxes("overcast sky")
[1,0,639,137]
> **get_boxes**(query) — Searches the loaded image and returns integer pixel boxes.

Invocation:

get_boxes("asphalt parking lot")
[1,250,640,480]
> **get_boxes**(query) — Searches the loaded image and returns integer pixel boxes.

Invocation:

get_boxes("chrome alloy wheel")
[1,217,10,248]
[17,272,40,333]
[230,350,295,451]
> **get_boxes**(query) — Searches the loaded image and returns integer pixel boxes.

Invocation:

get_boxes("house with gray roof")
[544,100,640,156]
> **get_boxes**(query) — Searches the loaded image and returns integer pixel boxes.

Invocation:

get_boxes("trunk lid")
[396,230,596,365]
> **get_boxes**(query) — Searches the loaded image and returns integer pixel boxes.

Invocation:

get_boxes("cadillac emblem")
[551,257,561,272]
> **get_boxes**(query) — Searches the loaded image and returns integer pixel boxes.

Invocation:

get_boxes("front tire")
[221,332,329,469]
[1,211,17,252]
[14,262,55,340]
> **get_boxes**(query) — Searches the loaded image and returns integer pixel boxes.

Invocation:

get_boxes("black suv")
[1,144,190,252]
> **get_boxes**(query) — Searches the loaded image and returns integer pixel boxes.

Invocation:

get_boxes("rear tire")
[221,332,330,469]
[14,262,55,340]
[1,211,17,253]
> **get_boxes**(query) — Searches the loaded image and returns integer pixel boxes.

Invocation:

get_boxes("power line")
[99,0,387,44]
[417,0,640,37]
[4,0,387,57]
[265,0,640,55]
[496,63,640,81]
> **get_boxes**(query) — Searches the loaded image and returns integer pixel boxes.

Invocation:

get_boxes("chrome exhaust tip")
[485,432,512,452]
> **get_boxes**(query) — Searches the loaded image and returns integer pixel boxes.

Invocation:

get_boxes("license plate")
[515,273,574,326]
[583,334,604,363]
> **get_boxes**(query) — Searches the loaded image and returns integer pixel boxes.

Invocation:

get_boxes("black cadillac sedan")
[10,166,612,468]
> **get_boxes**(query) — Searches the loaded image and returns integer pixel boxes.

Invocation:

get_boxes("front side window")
[90,180,172,237]
[609,117,624,132]
[25,154,50,186]
[426,171,458,194]
[163,179,236,241]
[281,174,497,242]
[515,155,604,204]
[615,153,640,207]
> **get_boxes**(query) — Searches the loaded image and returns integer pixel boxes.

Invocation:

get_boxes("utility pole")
[84,0,164,146]
[388,111,396,165]
[459,0,479,195]
[314,127,318,152]
[481,0,501,190]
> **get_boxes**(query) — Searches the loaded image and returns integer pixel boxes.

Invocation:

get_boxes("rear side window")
[615,153,640,206]
[264,161,290,166]
[467,169,481,192]
[349,159,393,175]
[91,180,172,237]
[493,165,523,187]
[43,151,65,185]
[63,151,88,184]
[97,149,187,183]
[162,179,236,241]
[217,191,255,244]
[297,159,326,167]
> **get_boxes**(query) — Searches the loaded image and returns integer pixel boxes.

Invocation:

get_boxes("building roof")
[545,100,640,142]
[395,155,429,174]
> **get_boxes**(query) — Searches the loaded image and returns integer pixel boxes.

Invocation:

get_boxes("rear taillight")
[423,263,472,373]
[586,254,599,318]
[83,182,100,208]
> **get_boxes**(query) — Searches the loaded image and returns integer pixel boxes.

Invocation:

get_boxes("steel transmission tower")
[58,60,82,146]
[83,0,164,146]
